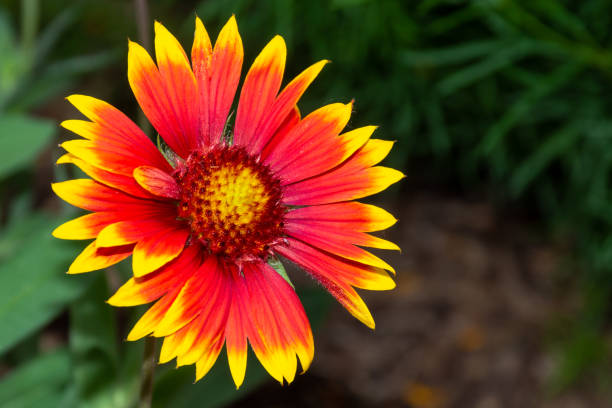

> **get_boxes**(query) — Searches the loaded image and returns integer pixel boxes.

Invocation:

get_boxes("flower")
[52,16,403,387]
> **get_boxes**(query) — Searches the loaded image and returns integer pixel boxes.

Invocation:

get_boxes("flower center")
[177,146,285,261]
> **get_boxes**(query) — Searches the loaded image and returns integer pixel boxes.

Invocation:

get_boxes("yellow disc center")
[177,146,285,260]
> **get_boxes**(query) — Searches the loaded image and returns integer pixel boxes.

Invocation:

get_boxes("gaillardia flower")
[52,16,403,387]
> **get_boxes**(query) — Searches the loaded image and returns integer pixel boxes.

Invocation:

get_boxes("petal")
[153,256,222,337]
[52,212,123,240]
[204,16,244,145]
[128,39,195,159]
[68,241,133,274]
[282,166,404,206]
[51,179,162,212]
[233,36,286,147]
[108,244,202,307]
[264,103,368,185]
[60,139,152,177]
[153,21,199,156]
[127,288,180,341]
[276,239,382,328]
[62,97,170,172]
[57,153,153,199]
[224,277,249,388]
[195,334,225,381]
[238,262,314,385]
[339,138,395,172]
[245,60,328,155]
[191,16,213,145]
[132,226,190,277]
[285,220,395,272]
[286,202,398,232]
[133,166,180,200]
[161,261,232,367]
[96,216,180,247]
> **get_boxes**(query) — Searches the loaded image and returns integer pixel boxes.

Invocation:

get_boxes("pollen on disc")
[177,146,286,261]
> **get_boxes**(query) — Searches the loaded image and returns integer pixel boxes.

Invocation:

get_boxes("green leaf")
[268,256,294,289]
[0,348,71,408]
[0,114,54,178]
[0,214,91,355]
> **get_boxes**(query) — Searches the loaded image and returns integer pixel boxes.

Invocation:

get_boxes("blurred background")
[1,0,612,407]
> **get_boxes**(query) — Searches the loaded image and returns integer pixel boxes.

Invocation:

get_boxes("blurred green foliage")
[1,0,612,406]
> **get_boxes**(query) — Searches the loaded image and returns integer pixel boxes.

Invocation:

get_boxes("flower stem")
[139,336,157,408]
[133,0,153,136]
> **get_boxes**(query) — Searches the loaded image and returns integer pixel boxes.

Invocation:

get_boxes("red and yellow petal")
[132,227,190,277]
[237,262,314,385]
[96,216,179,247]
[285,202,398,232]
[246,60,328,155]
[276,238,394,328]
[128,36,196,159]
[153,256,221,337]
[285,220,396,273]
[162,263,231,367]
[224,274,249,387]
[108,244,202,307]
[57,153,154,199]
[62,96,171,173]
[265,104,373,185]
[127,288,181,341]
[283,165,404,206]
[233,36,286,147]
[52,212,123,240]
[52,179,154,212]
[153,22,199,156]
[68,241,133,274]
[206,16,244,145]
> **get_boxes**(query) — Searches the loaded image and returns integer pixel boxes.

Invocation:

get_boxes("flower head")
[52,16,403,387]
